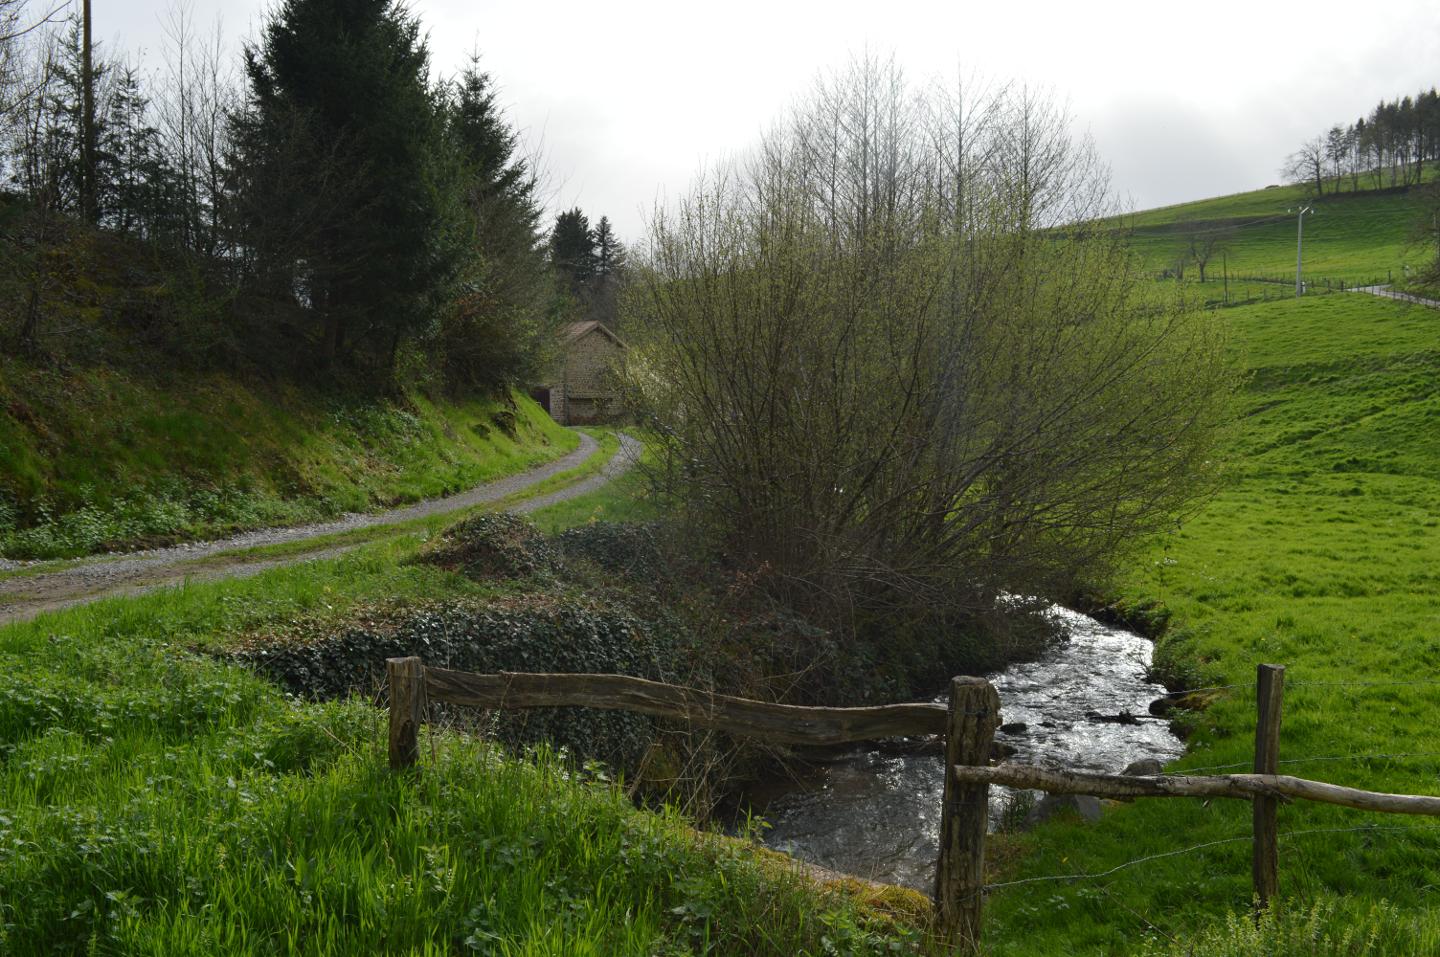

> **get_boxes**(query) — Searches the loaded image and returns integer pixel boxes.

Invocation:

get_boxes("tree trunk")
[80,0,97,224]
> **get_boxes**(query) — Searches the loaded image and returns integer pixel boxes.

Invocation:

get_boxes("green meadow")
[982,293,1440,954]
[1118,175,1437,285]
[0,361,577,559]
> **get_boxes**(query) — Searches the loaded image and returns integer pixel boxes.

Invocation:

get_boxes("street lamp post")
[1294,206,1312,298]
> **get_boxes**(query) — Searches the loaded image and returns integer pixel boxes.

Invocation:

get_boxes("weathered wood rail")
[421,665,949,744]
[385,657,1440,954]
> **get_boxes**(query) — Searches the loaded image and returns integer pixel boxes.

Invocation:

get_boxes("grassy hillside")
[981,294,1440,954]
[0,496,925,955]
[0,358,577,559]
[1119,174,1436,285]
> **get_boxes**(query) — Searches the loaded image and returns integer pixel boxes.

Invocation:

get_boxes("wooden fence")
[385,657,1440,953]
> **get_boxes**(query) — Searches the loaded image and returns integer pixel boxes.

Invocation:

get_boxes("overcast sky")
[98,0,1440,242]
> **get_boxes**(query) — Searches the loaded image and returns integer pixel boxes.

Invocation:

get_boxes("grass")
[527,434,660,533]
[0,357,577,559]
[974,293,1440,954]
[1115,172,1437,285]
[0,490,927,955]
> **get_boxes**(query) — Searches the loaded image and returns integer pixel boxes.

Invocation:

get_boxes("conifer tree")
[229,0,459,371]
[436,56,552,391]
[549,207,595,290]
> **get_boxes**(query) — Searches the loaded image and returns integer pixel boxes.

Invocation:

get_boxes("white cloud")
[97,0,1440,240]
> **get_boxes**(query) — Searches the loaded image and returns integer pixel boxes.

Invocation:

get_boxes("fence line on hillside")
[1153,270,1404,310]
[383,658,1440,953]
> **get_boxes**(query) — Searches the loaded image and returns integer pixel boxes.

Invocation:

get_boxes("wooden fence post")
[388,656,427,770]
[934,676,1001,952]
[1252,663,1285,909]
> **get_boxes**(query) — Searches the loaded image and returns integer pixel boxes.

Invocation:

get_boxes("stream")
[752,605,1185,890]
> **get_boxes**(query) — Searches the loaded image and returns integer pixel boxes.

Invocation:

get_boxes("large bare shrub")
[625,58,1233,631]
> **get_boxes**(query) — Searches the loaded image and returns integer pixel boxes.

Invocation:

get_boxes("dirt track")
[0,431,640,626]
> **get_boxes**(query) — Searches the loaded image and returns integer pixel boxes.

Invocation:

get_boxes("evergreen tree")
[229,0,460,371]
[592,214,624,280]
[106,65,175,238]
[549,207,595,289]
[436,56,552,391]
[589,213,626,328]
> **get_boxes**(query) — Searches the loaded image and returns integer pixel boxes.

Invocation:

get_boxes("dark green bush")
[555,521,667,583]
[233,600,691,772]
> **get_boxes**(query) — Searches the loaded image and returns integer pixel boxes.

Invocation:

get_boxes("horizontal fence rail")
[383,656,1440,954]
[948,764,1440,816]
[420,665,948,745]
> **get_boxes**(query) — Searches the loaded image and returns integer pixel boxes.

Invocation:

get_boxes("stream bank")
[748,605,1186,891]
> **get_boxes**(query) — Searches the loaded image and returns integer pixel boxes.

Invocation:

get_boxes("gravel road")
[1352,285,1440,308]
[0,431,641,626]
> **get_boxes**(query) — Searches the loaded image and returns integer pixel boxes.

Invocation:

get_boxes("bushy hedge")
[234,600,692,772]
[556,521,668,583]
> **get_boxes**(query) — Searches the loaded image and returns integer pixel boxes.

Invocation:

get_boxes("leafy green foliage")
[414,511,562,581]
[1140,894,1440,956]
[557,520,666,581]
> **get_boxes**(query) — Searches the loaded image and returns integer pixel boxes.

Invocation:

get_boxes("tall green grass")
[0,499,924,955]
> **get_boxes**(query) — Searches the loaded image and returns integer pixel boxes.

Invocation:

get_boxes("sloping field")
[1117,175,1435,285]
[983,294,1440,954]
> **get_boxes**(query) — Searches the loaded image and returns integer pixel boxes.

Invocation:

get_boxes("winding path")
[1351,284,1440,308]
[0,431,641,626]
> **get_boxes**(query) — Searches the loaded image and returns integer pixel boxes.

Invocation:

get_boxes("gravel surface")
[1352,285,1440,308]
[0,430,640,626]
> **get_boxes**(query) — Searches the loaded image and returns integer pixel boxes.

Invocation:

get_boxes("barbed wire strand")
[983,835,1251,891]
[1281,823,1440,840]
[985,825,1440,894]
[1153,683,1249,697]
[1288,678,1440,689]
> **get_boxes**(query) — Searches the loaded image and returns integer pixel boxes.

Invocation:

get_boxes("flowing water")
[753,605,1185,890]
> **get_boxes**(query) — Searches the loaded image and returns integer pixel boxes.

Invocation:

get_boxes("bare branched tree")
[158,2,237,256]
[1282,136,1327,196]
[625,57,1234,635]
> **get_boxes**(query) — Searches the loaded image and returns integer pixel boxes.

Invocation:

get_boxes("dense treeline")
[1285,87,1440,194]
[0,0,619,392]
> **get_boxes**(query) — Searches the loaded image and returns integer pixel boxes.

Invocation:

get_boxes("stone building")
[534,320,626,425]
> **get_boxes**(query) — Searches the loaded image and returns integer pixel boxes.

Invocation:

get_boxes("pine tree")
[549,207,595,289]
[229,0,460,371]
[436,56,552,391]
[592,215,624,279]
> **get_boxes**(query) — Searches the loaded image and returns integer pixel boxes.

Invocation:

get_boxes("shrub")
[555,520,667,582]
[233,600,691,772]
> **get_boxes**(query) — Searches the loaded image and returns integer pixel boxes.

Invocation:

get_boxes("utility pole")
[80,0,96,224]
[1294,206,1312,298]
[1223,250,1229,306]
